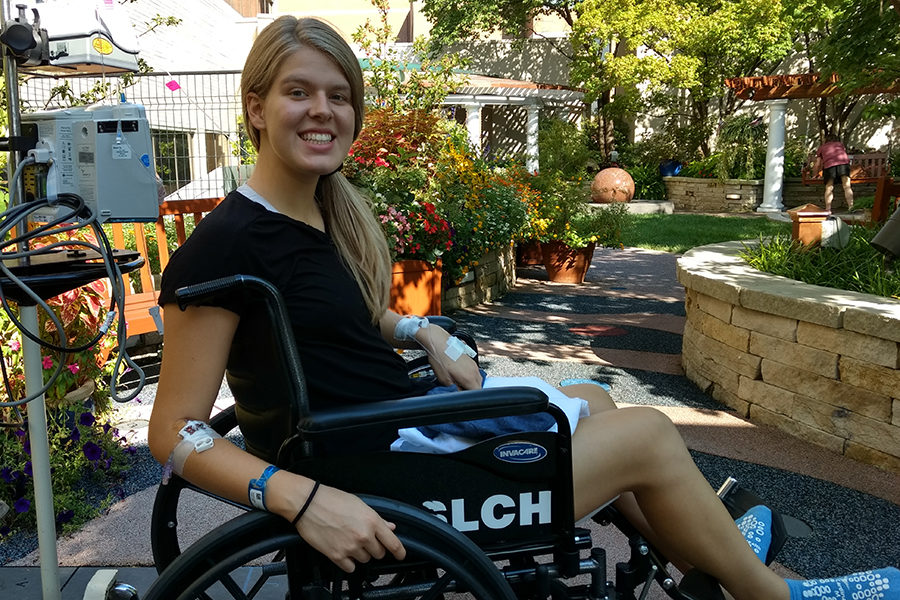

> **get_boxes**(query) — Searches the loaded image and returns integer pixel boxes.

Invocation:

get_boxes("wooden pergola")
[725,73,900,101]
[722,73,899,212]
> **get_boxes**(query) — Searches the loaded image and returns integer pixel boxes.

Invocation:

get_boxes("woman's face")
[247,45,356,180]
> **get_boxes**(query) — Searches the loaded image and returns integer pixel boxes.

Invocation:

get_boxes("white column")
[525,102,540,173]
[757,99,789,213]
[465,104,483,155]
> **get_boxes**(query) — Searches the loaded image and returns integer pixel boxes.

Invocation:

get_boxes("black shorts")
[823,163,850,184]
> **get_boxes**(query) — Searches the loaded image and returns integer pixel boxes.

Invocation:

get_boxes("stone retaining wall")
[663,177,878,212]
[677,242,900,473]
[442,244,516,312]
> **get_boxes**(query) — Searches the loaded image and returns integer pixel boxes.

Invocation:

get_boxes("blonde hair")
[241,16,391,322]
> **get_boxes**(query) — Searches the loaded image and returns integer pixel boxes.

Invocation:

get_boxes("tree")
[354,0,467,111]
[422,0,577,49]
[804,0,900,129]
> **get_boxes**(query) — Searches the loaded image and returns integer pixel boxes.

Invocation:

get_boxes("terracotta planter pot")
[390,259,442,316]
[515,239,544,266]
[541,241,596,283]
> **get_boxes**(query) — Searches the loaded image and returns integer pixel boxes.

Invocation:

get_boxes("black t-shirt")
[158,191,415,411]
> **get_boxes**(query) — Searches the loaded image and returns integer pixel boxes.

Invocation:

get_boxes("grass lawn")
[620,213,792,254]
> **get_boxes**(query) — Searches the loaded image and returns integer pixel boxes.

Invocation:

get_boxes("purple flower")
[0,467,12,483]
[13,497,30,513]
[69,427,81,444]
[82,441,102,461]
[55,509,74,524]
[0,526,10,537]
[14,429,25,438]
[23,461,32,477]
[78,412,95,427]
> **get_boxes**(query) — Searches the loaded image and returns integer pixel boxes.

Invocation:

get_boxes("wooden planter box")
[390,259,442,316]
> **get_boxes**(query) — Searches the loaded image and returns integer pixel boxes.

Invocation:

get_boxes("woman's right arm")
[148,304,405,572]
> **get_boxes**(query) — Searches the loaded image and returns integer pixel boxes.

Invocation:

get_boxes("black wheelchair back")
[144,274,790,600]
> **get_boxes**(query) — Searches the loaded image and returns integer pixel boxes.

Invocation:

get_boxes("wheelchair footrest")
[716,477,812,565]
[678,569,726,600]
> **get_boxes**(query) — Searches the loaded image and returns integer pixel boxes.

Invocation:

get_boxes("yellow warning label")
[92,37,114,55]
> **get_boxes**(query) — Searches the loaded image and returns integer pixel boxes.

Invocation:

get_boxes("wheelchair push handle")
[175,274,284,311]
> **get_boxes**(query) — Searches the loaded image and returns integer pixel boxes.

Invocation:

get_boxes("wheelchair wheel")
[144,495,517,600]
[150,405,246,572]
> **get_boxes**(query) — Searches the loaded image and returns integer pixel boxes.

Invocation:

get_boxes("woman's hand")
[294,484,406,573]
[416,327,482,390]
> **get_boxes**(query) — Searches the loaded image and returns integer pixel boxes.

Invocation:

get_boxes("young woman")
[148,16,898,600]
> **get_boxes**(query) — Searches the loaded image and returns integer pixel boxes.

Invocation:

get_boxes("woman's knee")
[560,383,616,413]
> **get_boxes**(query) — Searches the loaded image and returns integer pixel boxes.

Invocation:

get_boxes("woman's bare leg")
[570,406,789,600]
[841,175,854,210]
[824,180,835,212]
[560,383,693,570]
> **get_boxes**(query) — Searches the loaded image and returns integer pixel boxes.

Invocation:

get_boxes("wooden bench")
[873,175,900,223]
[802,152,891,185]
[110,197,224,339]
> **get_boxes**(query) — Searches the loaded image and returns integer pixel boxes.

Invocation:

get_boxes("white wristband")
[395,316,429,341]
[445,336,477,361]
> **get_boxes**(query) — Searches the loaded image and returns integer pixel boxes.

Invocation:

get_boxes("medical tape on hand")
[170,420,221,477]
[394,316,429,341]
[444,336,477,362]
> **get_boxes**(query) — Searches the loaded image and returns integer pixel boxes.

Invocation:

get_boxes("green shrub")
[740,226,900,299]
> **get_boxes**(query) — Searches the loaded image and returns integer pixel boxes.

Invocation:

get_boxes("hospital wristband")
[248,465,280,511]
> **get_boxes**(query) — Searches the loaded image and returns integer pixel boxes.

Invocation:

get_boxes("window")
[152,129,191,195]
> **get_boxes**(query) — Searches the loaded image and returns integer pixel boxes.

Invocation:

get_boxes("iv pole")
[2,2,62,598]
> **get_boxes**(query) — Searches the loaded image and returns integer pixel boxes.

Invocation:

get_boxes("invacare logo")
[493,441,548,463]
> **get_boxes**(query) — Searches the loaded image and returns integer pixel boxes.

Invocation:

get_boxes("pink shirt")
[816,141,849,169]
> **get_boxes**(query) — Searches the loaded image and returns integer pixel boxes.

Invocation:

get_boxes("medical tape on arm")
[162,420,221,484]
[394,316,429,341]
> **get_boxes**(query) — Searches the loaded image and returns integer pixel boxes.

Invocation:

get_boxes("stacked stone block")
[678,241,900,473]
[663,177,877,212]
[441,244,516,312]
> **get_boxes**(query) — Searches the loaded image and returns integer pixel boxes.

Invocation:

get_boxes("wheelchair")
[143,274,798,600]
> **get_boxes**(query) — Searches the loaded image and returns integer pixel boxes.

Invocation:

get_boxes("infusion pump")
[21,102,160,223]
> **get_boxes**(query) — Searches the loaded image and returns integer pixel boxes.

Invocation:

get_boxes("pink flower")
[374,157,390,168]
[41,356,53,370]
[8,340,20,352]
[67,364,80,375]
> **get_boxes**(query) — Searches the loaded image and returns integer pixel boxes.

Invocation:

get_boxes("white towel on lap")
[391,376,590,454]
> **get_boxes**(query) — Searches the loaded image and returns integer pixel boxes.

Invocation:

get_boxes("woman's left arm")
[379,310,482,390]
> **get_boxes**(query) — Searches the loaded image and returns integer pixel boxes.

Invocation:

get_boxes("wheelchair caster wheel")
[107,583,139,600]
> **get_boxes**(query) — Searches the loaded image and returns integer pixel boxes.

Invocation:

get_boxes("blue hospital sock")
[787,567,900,600]
[735,504,772,563]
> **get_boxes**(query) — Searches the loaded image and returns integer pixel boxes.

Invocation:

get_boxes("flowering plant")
[374,197,452,264]
[0,228,131,540]
[346,108,453,264]
[527,171,630,250]
[429,139,530,282]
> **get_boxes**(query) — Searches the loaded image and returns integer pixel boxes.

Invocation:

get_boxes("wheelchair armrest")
[297,386,548,438]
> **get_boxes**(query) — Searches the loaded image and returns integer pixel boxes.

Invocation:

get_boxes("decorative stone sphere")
[591,167,635,203]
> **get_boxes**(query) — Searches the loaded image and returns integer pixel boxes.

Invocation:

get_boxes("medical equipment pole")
[2,1,62,597]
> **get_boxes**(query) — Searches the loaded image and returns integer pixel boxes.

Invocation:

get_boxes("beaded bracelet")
[291,480,321,527]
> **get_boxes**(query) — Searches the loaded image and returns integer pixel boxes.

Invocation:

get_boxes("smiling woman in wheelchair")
[147,15,899,600]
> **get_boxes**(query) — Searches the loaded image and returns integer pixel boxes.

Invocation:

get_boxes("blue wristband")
[248,465,280,511]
